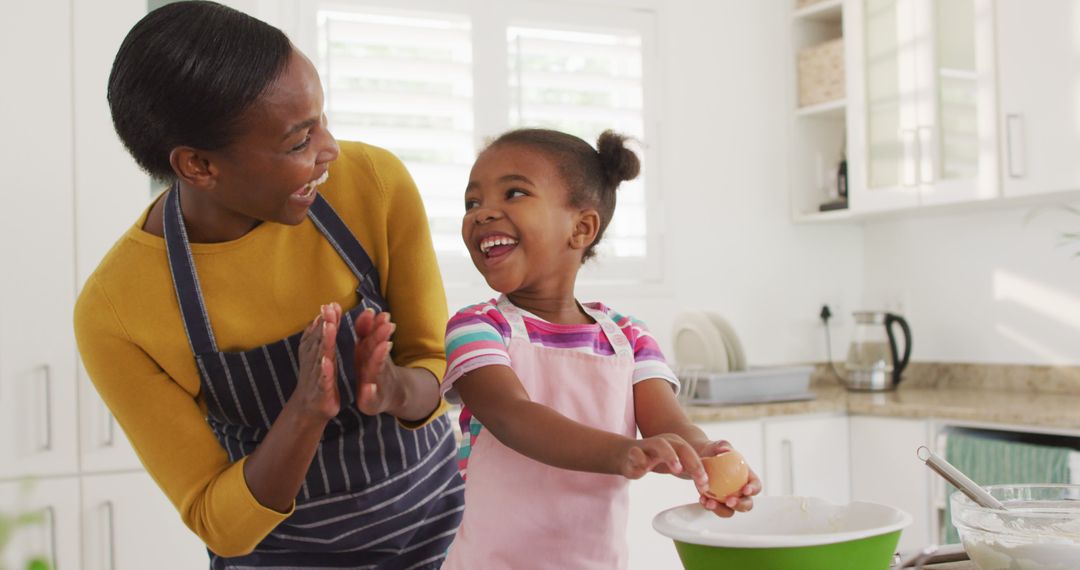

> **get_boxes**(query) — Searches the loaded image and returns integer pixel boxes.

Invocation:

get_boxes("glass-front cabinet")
[846,0,997,212]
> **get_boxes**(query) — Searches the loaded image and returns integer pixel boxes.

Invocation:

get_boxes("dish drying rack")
[676,365,816,406]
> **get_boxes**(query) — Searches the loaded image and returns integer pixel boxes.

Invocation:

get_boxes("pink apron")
[444,295,637,569]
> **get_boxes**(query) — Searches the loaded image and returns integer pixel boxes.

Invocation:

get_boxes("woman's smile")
[290,169,330,205]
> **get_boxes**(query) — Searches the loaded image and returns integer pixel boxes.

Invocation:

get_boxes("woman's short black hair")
[107,0,293,182]
[486,128,641,262]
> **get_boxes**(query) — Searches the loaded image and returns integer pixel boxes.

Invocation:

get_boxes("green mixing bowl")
[652,496,911,570]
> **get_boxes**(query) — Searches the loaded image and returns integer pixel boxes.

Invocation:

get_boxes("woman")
[73,2,463,568]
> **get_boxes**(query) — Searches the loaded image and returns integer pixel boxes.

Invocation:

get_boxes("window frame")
[289,0,665,288]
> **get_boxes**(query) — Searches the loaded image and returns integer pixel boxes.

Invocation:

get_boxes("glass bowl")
[951,484,1080,569]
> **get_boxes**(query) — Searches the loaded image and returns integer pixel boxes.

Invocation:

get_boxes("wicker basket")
[797,37,845,107]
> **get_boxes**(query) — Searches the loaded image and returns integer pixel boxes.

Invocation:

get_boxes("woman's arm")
[244,304,342,511]
[74,279,337,556]
[365,146,449,424]
[352,309,442,422]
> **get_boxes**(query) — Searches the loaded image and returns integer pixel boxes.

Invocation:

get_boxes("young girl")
[440,128,761,568]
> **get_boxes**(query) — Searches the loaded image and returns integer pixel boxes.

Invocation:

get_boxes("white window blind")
[316,8,475,253]
[507,24,647,258]
[308,2,658,282]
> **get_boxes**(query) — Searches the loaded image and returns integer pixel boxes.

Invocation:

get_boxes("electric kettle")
[842,311,912,391]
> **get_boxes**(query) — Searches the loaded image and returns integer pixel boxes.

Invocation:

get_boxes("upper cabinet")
[846,0,998,213]
[790,0,1080,221]
[995,0,1080,198]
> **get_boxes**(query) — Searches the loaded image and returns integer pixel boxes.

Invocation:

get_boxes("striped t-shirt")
[441,299,679,478]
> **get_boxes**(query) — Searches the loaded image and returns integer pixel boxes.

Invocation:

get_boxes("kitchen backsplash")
[811,362,1080,396]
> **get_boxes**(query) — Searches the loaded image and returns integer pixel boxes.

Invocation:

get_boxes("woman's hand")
[291,303,342,421]
[620,434,710,495]
[353,309,402,415]
[696,439,762,518]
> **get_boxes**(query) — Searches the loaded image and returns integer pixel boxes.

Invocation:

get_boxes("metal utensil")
[917,446,1006,510]
[891,543,969,568]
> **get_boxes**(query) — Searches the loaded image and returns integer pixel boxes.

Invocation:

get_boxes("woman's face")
[462,144,584,294]
[201,48,340,227]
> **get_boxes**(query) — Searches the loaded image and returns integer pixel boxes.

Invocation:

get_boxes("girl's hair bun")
[596,130,641,189]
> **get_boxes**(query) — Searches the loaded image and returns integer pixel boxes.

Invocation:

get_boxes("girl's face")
[199,48,340,227]
[462,144,595,294]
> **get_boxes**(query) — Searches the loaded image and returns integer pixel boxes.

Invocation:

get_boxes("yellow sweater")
[73,141,450,557]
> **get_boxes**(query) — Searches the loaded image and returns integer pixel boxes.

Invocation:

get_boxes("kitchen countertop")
[684,383,1080,431]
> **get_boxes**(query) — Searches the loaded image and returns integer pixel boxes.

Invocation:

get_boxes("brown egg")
[702,450,749,500]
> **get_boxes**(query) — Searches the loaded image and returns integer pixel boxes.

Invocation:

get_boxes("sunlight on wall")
[993,269,1080,331]
[995,324,1070,364]
[993,269,1080,364]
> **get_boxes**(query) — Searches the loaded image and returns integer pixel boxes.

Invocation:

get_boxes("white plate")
[672,312,729,373]
[652,497,912,548]
[704,312,746,372]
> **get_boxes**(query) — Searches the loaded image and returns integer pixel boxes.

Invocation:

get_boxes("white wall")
[862,202,1080,365]
[449,0,864,367]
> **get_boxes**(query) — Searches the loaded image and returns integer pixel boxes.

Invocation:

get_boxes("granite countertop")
[684,383,1080,431]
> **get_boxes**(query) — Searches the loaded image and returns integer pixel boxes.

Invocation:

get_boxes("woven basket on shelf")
[797,37,845,107]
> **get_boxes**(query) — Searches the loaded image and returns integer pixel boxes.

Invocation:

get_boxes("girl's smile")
[476,231,520,266]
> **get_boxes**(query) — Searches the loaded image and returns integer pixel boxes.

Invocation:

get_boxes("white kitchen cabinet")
[81,471,209,570]
[0,478,81,570]
[763,414,850,504]
[73,0,148,475]
[995,0,1080,197]
[0,0,80,482]
[848,415,933,553]
[627,419,764,570]
[845,0,998,212]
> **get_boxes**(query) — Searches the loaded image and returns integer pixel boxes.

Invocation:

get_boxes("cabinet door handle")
[99,399,116,448]
[781,439,795,496]
[100,501,116,570]
[917,125,935,184]
[1006,114,1026,178]
[42,505,57,568]
[901,129,918,187]
[38,364,53,452]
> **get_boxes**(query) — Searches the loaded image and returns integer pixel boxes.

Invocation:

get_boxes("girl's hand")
[695,439,763,517]
[292,303,342,421]
[353,309,402,415]
[621,434,710,495]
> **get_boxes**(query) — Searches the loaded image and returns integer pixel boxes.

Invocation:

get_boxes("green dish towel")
[943,432,1071,544]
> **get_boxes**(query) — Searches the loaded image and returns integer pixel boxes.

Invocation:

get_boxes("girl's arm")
[455,365,692,478]
[634,378,762,516]
[634,378,711,448]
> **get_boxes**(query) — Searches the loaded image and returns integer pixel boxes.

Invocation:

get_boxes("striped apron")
[163,187,464,569]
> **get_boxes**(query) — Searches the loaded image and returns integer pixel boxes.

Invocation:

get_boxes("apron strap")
[581,304,634,361]
[495,295,530,341]
[163,185,388,356]
[307,194,385,311]
[496,295,634,360]
[163,184,220,354]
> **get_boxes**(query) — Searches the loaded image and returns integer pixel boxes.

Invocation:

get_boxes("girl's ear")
[570,208,600,251]
[169,146,218,190]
